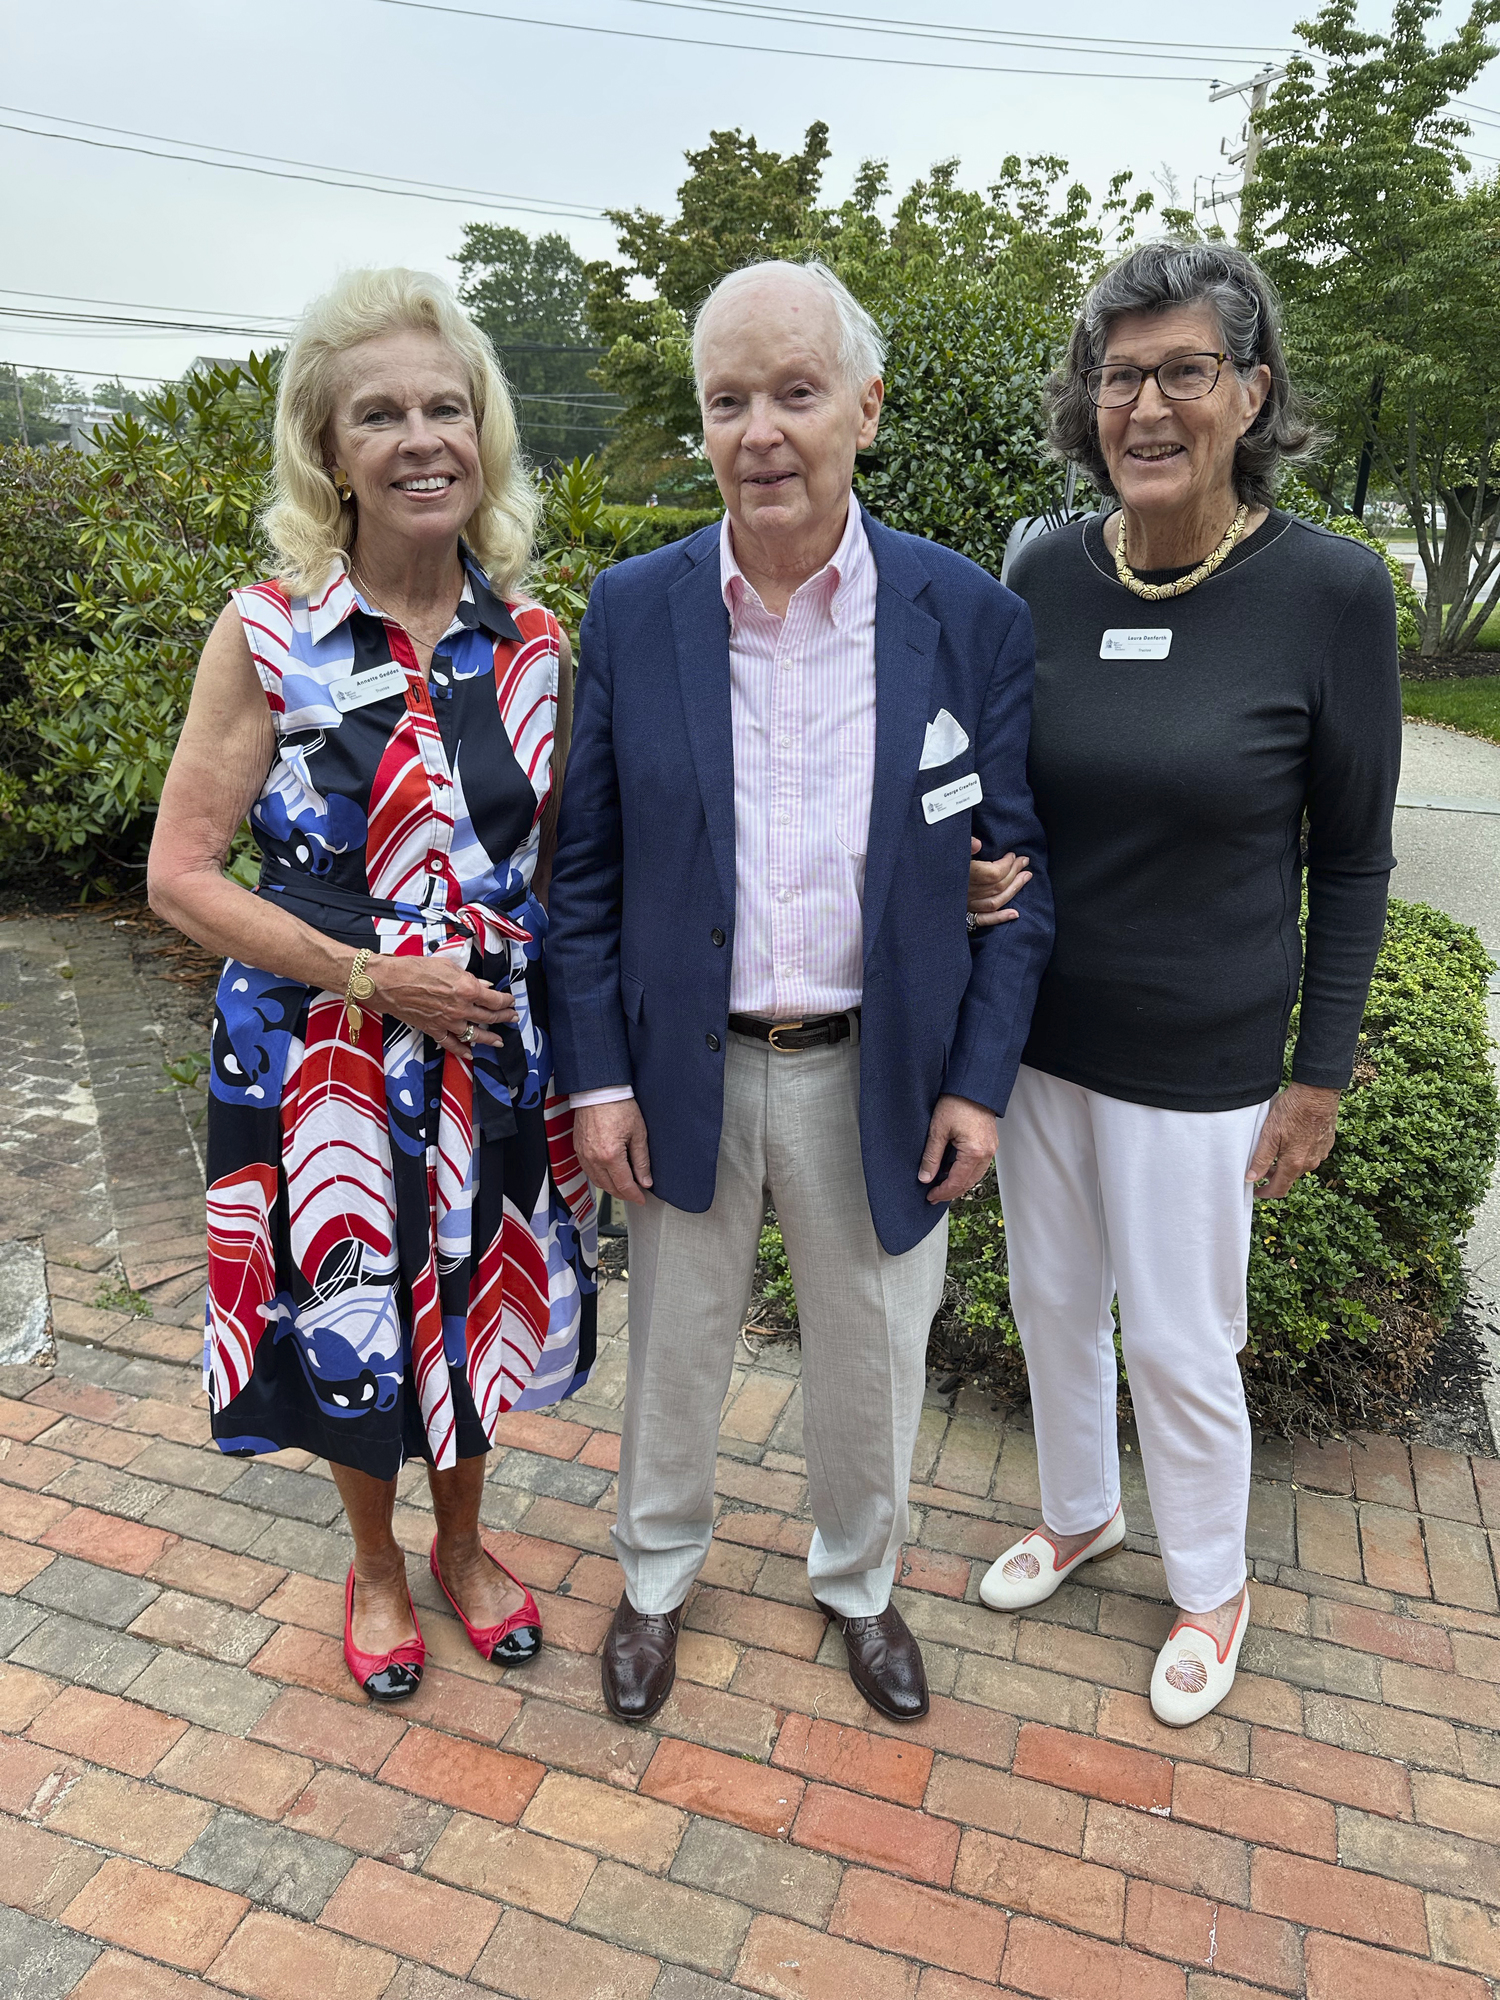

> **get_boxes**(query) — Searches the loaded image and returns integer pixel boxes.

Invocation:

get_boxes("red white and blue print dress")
[204,552,596,1477]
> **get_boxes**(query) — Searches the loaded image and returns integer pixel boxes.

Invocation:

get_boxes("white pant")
[993,1064,1271,1613]
[616,1029,947,1619]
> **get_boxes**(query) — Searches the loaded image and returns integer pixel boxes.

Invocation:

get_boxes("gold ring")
[460,1023,476,1045]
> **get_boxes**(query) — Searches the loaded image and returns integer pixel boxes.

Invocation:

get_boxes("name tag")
[922,771,983,824]
[330,662,410,712]
[1100,628,1172,660]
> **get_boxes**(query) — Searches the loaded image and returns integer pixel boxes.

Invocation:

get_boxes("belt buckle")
[767,1019,805,1054]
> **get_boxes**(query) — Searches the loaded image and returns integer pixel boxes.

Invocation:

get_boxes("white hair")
[691,258,886,398]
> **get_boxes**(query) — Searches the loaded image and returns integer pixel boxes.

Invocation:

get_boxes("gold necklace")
[349,564,459,656]
[1113,503,1249,601]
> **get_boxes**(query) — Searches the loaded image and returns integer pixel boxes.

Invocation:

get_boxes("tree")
[1244,0,1500,654]
[455,225,618,465]
[584,123,833,498]
[585,125,1150,545]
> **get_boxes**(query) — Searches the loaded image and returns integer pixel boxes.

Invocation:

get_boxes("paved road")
[1396,721,1500,1449]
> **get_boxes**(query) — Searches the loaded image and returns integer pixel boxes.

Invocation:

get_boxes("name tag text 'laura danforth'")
[922,771,984,825]
[1100,629,1173,660]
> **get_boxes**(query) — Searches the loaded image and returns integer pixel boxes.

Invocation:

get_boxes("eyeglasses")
[1085,351,1227,409]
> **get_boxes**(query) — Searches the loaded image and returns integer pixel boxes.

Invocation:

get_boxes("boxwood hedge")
[756,897,1500,1436]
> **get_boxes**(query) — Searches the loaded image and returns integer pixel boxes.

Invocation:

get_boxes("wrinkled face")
[1094,302,1269,523]
[323,329,482,554]
[697,274,882,550]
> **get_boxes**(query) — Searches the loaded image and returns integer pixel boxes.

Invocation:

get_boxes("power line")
[365,0,1229,81]
[0,106,605,221]
[0,299,607,351]
[619,0,1297,63]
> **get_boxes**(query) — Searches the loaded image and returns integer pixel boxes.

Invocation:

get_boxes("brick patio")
[1,911,1499,1998]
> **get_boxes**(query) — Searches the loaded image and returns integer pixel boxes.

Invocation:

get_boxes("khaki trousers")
[615,1028,947,1618]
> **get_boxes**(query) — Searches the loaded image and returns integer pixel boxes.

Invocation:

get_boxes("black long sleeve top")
[1005,509,1402,1112]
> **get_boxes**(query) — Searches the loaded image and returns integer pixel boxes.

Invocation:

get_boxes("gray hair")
[1047,240,1315,509]
[691,258,886,399]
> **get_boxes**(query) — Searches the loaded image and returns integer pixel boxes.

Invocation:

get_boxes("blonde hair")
[263,267,540,599]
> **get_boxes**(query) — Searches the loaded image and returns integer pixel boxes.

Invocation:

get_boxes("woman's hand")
[968,837,1032,928]
[1245,1083,1341,1200]
[368,954,518,1058]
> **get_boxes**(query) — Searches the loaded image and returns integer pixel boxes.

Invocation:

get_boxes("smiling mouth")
[1126,444,1186,463]
[746,471,797,490]
[394,474,457,493]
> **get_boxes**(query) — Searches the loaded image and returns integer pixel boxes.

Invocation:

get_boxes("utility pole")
[10,366,28,449]
[1205,64,1289,240]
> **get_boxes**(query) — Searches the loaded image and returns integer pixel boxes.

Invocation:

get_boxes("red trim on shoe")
[429,1535,542,1660]
[1166,1587,1248,1666]
[1031,1503,1123,1572]
[342,1567,425,1686]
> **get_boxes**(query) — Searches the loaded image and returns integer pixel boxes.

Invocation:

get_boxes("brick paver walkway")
[2,911,1499,1999]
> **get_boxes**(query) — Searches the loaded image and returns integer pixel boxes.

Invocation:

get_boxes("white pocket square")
[919,708,969,770]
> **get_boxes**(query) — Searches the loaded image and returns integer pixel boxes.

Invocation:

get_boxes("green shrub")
[0,358,277,884]
[597,502,721,554]
[854,278,1070,576]
[0,446,85,708]
[747,898,1500,1436]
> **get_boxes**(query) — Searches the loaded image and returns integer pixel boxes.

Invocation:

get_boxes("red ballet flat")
[430,1535,543,1665]
[343,1565,425,1702]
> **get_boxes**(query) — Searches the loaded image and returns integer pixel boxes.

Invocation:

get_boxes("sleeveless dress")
[203,553,597,1477]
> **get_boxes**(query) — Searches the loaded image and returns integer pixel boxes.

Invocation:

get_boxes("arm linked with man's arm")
[941,597,1055,1115]
[543,576,634,1098]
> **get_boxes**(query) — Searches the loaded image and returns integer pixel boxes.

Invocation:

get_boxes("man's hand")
[1245,1083,1340,1200]
[968,836,1032,929]
[917,1093,998,1204]
[575,1100,654,1206]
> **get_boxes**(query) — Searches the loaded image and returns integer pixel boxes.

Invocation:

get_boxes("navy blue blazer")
[546,510,1054,1256]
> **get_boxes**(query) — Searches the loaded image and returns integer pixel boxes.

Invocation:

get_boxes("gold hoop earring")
[331,467,353,503]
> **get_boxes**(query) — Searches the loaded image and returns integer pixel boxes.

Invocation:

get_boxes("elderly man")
[546,259,1053,1723]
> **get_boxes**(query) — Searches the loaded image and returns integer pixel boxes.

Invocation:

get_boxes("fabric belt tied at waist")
[256,867,538,1141]
[728,1010,859,1053]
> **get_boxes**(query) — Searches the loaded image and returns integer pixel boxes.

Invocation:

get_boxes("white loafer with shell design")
[1150,1585,1250,1727]
[978,1505,1126,1611]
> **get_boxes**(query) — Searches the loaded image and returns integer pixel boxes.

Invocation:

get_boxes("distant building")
[44,404,121,453]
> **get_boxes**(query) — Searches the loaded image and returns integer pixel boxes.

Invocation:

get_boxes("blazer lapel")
[862,546,939,961]
[668,545,737,909]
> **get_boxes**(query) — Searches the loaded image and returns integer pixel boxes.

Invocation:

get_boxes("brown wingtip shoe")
[815,1597,930,1721]
[601,1592,685,1722]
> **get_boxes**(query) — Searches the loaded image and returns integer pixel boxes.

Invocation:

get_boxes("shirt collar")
[719,496,870,629]
[305,542,522,646]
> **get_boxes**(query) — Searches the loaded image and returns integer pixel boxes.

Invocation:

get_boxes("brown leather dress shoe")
[815,1598,930,1721]
[601,1592,684,1722]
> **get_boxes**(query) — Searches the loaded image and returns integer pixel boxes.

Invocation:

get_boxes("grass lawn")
[1402,673,1500,744]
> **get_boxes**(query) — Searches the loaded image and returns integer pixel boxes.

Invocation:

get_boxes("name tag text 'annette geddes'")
[330,661,411,712]
[1100,629,1173,660]
[922,771,984,824]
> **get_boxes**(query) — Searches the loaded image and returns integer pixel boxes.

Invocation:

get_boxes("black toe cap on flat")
[363,1662,423,1701]
[490,1624,543,1665]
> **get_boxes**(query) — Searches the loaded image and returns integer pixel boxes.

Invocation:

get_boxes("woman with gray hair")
[977,241,1401,1724]
[149,269,596,1703]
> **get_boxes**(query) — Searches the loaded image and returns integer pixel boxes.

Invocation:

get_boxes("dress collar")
[306,543,522,646]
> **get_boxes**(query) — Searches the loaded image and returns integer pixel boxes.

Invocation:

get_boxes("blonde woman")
[149,269,596,1702]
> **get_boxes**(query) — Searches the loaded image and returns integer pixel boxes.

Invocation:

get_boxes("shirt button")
[711,928,725,947]
[778,889,793,903]
[428,858,444,873]
[705,1033,721,1052]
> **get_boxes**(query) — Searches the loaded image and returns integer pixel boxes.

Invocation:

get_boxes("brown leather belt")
[727,1010,859,1053]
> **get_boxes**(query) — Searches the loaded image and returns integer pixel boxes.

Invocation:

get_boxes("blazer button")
[706,1033,721,1052]
[711,927,726,947]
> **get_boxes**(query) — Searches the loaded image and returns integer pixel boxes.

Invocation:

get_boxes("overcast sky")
[4,0,1497,390]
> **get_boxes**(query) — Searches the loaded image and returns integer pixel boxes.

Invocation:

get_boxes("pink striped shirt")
[722,500,876,1016]
[569,501,876,1110]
